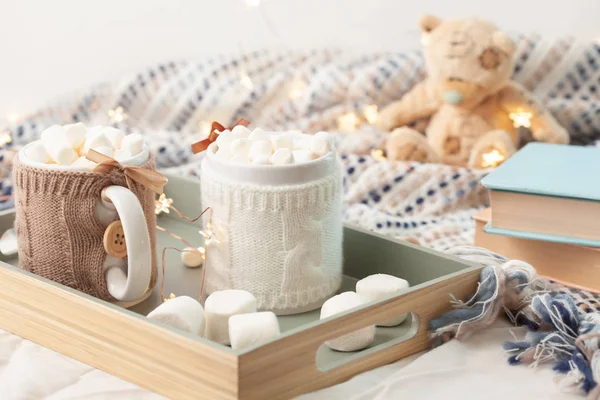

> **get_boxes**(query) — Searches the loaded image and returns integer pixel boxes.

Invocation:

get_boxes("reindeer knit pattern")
[201,162,343,314]
[12,156,158,301]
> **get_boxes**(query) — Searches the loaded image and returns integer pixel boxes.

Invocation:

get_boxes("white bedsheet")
[0,320,582,399]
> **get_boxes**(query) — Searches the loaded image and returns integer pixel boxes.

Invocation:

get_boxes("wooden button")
[103,220,127,258]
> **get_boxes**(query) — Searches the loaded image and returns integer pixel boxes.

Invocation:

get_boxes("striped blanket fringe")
[431,248,600,397]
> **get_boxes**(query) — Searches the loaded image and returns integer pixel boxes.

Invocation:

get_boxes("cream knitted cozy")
[201,162,343,315]
[12,156,158,301]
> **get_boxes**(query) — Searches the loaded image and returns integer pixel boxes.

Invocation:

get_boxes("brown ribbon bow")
[191,119,250,154]
[86,149,168,195]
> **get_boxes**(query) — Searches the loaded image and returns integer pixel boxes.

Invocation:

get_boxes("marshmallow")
[270,148,293,165]
[229,312,280,350]
[48,146,78,165]
[356,274,410,326]
[294,134,312,150]
[82,130,112,155]
[314,131,330,141]
[94,146,113,158]
[230,138,252,158]
[103,127,125,149]
[63,122,87,149]
[26,141,51,163]
[204,290,257,345]
[321,292,375,352]
[121,133,144,156]
[248,128,269,142]
[71,156,95,170]
[181,247,204,268]
[41,125,78,164]
[40,125,64,143]
[251,156,271,165]
[248,140,273,161]
[292,149,313,163]
[231,125,251,139]
[147,296,205,335]
[309,135,331,158]
[215,130,234,154]
[271,133,294,150]
[113,149,132,162]
[215,129,233,146]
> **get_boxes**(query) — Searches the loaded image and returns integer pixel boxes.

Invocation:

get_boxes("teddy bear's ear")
[419,14,442,34]
[492,31,516,56]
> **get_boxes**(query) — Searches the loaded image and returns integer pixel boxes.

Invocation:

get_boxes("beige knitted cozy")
[12,156,158,301]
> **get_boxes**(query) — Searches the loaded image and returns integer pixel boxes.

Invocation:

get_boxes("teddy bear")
[376,15,569,168]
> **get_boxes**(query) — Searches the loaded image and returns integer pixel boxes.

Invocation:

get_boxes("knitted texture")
[201,161,343,315]
[12,156,158,301]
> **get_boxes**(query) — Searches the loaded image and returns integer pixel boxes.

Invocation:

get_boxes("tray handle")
[238,267,481,399]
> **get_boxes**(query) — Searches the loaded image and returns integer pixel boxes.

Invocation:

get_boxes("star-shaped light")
[337,112,361,133]
[363,104,379,124]
[199,222,220,246]
[371,148,387,161]
[108,106,128,123]
[509,109,533,128]
[163,293,176,303]
[481,148,505,168]
[0,130,12,147]
[155,193,174,215]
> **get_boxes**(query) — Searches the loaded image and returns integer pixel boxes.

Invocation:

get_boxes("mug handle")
[101,185,152,302]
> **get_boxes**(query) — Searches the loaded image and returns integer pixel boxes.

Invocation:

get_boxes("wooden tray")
[0,175,482,400]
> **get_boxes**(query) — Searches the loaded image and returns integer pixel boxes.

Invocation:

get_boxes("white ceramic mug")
[201,139,343,314]
[18,141,152,302]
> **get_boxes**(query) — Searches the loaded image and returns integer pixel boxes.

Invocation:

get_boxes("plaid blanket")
[1,35,599,251]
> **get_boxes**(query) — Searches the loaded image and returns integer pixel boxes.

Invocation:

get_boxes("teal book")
[484,222,600,248]
[481,142,600,201]
[481,142,600,247]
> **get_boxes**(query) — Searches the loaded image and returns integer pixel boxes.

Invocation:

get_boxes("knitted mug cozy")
[200,155,343,315]
[12,156,158,301]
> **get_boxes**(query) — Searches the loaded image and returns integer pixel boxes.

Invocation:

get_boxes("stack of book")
[476,142,600,292]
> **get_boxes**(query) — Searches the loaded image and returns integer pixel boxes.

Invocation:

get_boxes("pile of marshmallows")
[147,273,409,352]
[322,274,410,352]
[148,290,278,351]
[26,123,144,167]
[213,125,332,165]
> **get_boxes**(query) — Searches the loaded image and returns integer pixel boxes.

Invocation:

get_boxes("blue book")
[481,142,600,247]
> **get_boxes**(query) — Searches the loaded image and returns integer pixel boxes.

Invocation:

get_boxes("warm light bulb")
[108,106,127,123]
[155,193,174,215]
[370,148,387,161]
[0,131,12,147]
[199,121,212,136]
[363,105,379,124]
[163,293,177,303]
[6,113,19,124]
[239,73,254,90]
[337,112,361,133]
[289,79,307,100]
[481,148,505,168]
[200,224,220,246]
[509,109,533,128]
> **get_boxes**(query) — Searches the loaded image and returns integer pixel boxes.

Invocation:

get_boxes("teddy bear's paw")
[385,127,440,163]
[468,129,516,169]
[375,108,396,132]
[536,128,570,145]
